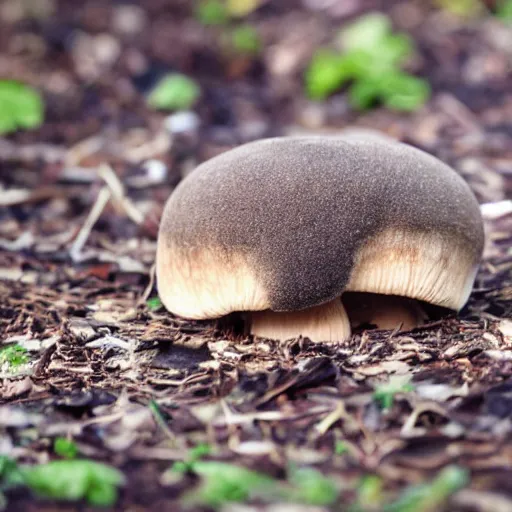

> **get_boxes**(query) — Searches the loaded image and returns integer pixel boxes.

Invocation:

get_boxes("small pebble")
[164,111,200,134]
[142,159,168,183]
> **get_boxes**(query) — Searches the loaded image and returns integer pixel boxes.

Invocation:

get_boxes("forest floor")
[0,0,511,510]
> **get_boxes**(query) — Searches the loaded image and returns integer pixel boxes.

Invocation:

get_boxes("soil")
[0,0,511,511]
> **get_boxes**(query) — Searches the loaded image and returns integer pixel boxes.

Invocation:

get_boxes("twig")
[69,186,111,261]
[98,163,144,224]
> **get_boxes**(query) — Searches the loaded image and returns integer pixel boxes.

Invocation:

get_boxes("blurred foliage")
[226,0,261,17]
[146,297,163,311]
[0,81,44,135]
[383,466,469,512]
[434,0,484,17]
[0,344,29,369]
[305,13,430,112]
[349,466,468,512]
[349,475,384,512]
[0,457,124,509]
[170,446,338,509]
[147,74,200,111]
[496,0,512,20]
[195,0,229,25]
[230,25,261,55]
[196,0,262,58]
[23,460,125,507]
[54,438,78,459]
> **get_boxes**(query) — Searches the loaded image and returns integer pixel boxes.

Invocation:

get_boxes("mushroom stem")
[342,292,428,331]
[250,298,351,342]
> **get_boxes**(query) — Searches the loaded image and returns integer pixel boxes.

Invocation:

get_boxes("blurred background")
[1,0,511,208]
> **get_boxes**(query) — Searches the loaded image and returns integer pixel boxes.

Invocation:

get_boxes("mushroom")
[156,137,484,342]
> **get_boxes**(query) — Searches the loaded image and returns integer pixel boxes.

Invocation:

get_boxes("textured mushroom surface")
[157,137,484,320]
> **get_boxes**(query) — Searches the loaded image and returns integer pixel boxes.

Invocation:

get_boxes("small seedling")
[147,74,201,111]
[0,457,124,509]
[230,25,261,55]
[305,13,430,111]
[172,452,339,509]
[146,297,163,311]
[334,440,349,455]
[23,460,125,507]
[384,465,468,512]
[195,0,229,25]
[179,460,277,508]
[0,345,29,369]
[285,466,338,506]
[54,438,78,459]
[0,80,44,135]
[373,375,414,411]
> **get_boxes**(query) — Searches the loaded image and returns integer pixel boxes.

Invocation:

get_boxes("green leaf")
[348,77,382,110]
[435,0,483,17]
[230,25,261,55]
[496,0,512,21]
[195,0,229,25]
[380,73,430,112]
[147,74,201,111]
[146,297,163,311]
[305,49,353,100]
[334,440,349,455]
[384,466,469,512]
[340,12,391,52]
[54,438,78,459]
[0,344,29,369]
[377,33,414,68]
[0,80,44,135]
[286,466,338,506]
[188,443,213,461]
[183,461,277,507]
[349,475,384,511]
[0,456,26,490]
[23,460,125,507]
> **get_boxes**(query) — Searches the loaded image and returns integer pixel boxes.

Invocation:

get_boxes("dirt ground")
[0,0,511,510]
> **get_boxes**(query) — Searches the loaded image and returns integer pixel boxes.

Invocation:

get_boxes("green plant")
[146,297,163,311]
[373,375,414,411]
[304,13,430,112]
[335,440,349,455]
[0,80,44,135]
[384,466,469,512]
[435,0,483,17]
[349,475,385,511]
[496,0,512,21]
[0,344,29,369]
[23,460,125,507]
[54,438,78,459]
[170,447,339,509]
[0,456,26,510]
[230,25,261,55]
[147,74,201,111]
[286,466,338,506]
[0,457,124,509]
[195,0,229,25]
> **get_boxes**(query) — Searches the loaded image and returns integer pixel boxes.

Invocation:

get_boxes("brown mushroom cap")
[156,137,483,338]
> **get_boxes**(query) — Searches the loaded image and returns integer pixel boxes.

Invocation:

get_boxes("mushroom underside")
[247,292,436,343]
